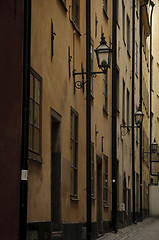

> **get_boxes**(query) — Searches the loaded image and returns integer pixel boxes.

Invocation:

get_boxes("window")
[127,15,130,54]
[123,174,126,212]
[122,80,125,122]
[136,0,139,18]
[91,142,95,197]
[103,71,108,114]
[127,89,130,126]
[122,1,125,41]
[29,68,42,161]
[136,173,139,211]
[116,0,119,23]
[103,155,108,204]
[90,39,94,96]
[103,0,108,15]
[70,108,78,197]
[116,68,119,112]
[95,14,98,38]
[72,0,80,29]
[136,42,138,77]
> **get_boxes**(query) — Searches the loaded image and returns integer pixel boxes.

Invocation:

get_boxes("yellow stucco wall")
[28,0,112,226]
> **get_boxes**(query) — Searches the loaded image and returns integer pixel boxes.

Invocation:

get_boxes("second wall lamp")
[120,108,144,136]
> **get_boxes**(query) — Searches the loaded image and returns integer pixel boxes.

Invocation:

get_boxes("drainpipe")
[86,0,91,239]
[139,0,150,222]
[112,0,117,232]
[139,3,143,222]
[19,1,31,240]
[150,1,156,177]
[132,0,136,224]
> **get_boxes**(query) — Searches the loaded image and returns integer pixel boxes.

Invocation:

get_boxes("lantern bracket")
[73,65,104,93]
[120,125,140,136]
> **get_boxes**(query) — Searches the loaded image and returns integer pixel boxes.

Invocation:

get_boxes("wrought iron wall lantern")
[120,108,144,136]
[73,33,112,92]
[151,138,158,152]
[143,139,159,164]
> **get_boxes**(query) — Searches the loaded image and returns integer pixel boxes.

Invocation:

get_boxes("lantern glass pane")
[98,51,109,67]
[135,112,143,126]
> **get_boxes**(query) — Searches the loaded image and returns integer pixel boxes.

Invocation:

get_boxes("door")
[128,189,131,224]
[97,156,103,234]
[51,111,61,232]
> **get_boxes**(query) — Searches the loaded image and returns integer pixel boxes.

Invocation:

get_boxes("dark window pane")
[30,74,34,99]
[70,108,78,196]
[74,169,77,195]
[29,99,33,124]
[34,103,40,128]
[29,124,33,150]
[35,78,40,104]
[34,127,40,154]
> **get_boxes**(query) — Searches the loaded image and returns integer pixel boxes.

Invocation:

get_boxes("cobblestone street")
[98,218,159,240]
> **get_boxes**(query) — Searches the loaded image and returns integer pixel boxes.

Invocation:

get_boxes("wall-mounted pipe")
[150,1,156,177]
[132,0,136,224]
[19,1,31,239]
[112,0,117,232]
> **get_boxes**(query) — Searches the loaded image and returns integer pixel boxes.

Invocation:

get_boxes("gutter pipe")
[19,1,31,239]
[150,1,156,177]
[112,0,117,232]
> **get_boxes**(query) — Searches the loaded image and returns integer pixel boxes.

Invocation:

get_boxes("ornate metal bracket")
[120,125,140,136]
[73,64,104,93]
[51,19,56,61]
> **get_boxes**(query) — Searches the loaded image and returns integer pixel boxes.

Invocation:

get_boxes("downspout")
[139,0,150,222]
[150,1,156,176]
[132,0,135,224]
[19,1,31,240]
[139,3,143,222]
[112,0,117,232]
[86,0,91,239]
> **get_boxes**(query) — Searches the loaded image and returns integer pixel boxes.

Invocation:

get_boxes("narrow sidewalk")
[97,218,157,240]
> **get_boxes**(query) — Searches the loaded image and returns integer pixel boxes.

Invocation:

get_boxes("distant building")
[151,0,159,182]
[116,0,150,226]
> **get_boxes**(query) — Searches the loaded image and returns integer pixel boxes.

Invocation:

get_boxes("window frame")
[127,14,130,56]
[136,42,138,77]
[122,0,125,42]
[72,0,80,30]
[91,142,95,198]
[127,89,130,126]
[70,107,78,199]
[90,38,94,98]
[103,0,108,19]
[103,155,108,205]
[28,67,42,162]
[122,80,125,122]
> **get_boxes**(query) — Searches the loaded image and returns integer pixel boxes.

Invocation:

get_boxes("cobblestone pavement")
[98,217,159,240]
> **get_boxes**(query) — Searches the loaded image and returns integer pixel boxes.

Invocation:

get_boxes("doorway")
[51,109,62,232]
[96,156,103,234]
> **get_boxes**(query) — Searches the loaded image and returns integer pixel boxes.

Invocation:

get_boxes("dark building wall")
[0,1,23,239]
